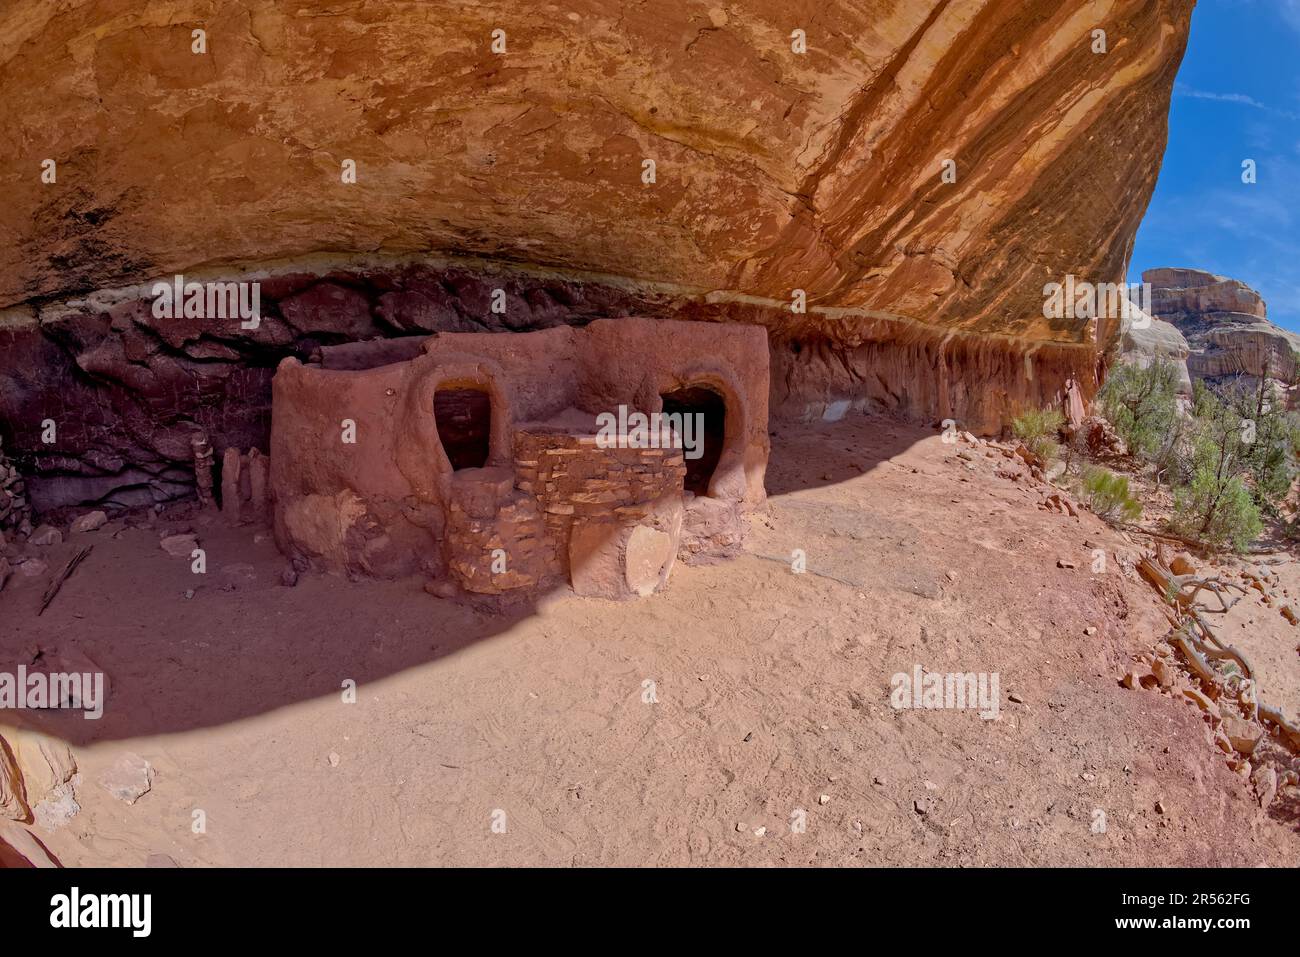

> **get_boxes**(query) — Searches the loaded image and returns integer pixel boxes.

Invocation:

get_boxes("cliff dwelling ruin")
[6,0,1300,888]
[270,319,769,600]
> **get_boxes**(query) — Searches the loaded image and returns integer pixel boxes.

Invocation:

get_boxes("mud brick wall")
[444,490,560,595]
[514,429,686,575]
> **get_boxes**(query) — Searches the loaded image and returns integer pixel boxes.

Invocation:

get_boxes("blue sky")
[1130,0,1300,329]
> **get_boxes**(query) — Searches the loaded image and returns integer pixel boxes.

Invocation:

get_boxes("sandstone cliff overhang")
[1,0,1192,336]
[0,1,1195,505]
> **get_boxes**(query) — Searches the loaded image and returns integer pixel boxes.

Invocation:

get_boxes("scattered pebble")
[17,558,49,578]
[160,533,198,557]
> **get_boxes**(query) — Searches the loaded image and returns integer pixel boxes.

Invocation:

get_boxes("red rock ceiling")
[1,0,1193,347]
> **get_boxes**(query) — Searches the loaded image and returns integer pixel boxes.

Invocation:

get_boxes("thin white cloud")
[1175,84,1300,121]
[1178,87,1266,108]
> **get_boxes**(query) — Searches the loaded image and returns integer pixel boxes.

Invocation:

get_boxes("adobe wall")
[269,318,768,599]
[577,318,769,507]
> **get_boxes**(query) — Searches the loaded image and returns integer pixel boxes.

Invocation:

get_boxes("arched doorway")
[660,385,726,496]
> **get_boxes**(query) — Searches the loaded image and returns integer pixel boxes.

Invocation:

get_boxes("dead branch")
[1121,524,1212,552]
[37,545,93,616]
[1138,554,1300,749]
[1173,575,1247,613]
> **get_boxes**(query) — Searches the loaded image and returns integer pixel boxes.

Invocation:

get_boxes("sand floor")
[2,414,1297,866]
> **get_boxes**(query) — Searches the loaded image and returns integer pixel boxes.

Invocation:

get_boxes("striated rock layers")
[0,1,1194,508]
[1144,268,1300,397]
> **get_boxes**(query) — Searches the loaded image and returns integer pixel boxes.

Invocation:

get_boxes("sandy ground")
[2,414,1298,866]
[1086,462,1300,726]
[1187,554,1300,712]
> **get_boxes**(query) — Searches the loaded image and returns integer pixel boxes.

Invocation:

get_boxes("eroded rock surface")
[1117,306,1192,397]
[1144,268,1300,397]
[0,1,1195,504]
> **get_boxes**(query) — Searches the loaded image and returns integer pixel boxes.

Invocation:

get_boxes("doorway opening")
[660,386,726,496]
[434,387,492,470]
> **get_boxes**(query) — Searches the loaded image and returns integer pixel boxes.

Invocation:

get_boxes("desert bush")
[1080,466,1141,523]
[1011,406,1065,464]
[1216,375,1300,517]
[1098,359,1181,463]
[1168,384,1264,551]
[1172,471,1262,552]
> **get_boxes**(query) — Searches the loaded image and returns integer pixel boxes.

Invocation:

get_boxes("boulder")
[70,510,109,533]
[16,557,48,578]
[97,752,154,805]
[1220,715,1263,756]
[32,780,80,830]
[1182,687,1221,721]
[10,730,77,808]
[1251,765,1278,811]
[28,525,62,546]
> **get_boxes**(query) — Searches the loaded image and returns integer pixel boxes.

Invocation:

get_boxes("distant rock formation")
[1117,305,1193,398]
[1143,269,1300,396]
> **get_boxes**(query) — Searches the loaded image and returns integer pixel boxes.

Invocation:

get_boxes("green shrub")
[1160,382,1267,552]
[1097,359,1180,462]
[1011,406,1065,464]
[1216,376,1300,516]
[1171,470,1262,552]
[1080,466,1142,523]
